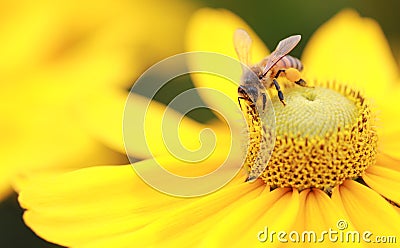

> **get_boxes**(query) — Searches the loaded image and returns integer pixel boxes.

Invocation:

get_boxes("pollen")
[241,81,378,192]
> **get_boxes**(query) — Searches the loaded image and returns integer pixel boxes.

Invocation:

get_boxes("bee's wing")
[233,29,252,67]
[262,35,301,76]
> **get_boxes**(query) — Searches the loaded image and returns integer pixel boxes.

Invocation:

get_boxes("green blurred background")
[1,0,399,247]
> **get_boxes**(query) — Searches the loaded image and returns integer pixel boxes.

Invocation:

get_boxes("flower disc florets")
[243,81,377,192]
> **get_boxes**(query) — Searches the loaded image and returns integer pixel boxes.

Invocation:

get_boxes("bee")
[234,29,307,183]
[234,29,307,108]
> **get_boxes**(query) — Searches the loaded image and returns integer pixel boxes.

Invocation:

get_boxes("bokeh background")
[1,0,399,247]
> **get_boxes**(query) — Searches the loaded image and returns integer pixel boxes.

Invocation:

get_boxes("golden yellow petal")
[302,9,398,100]
[379,132,400,160]
[293,189,361,248]
[82,178,265,247]
[19,161,263,247]
[332,180,400,239]
[19,163,194,246]
[185,8,269,125]
[393,205,400,215]
[201,188,299,248]
[299,190,360,247]
[375,153,400,172]
[363,166,400,205]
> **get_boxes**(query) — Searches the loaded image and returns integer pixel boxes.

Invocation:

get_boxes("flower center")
[273,87,358,138]
[242,82,378,192]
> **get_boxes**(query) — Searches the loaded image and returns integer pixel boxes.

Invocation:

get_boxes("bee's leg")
[273,79,286,106]
[294,78,309,87]
[274,69,285,78]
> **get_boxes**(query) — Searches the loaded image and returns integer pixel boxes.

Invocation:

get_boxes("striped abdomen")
[272,55,303,76]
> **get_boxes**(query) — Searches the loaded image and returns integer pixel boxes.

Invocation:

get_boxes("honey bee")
[234,29,307,183]
[234,29,307,108]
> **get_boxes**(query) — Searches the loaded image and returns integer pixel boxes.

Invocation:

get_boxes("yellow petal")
[186,8,269,64]
[202,188,299,248]
[19,160,262,247]
[81,177,264,247]
[1,0,195,202]
[332,180,400,240]
[375,153,400,172]
[374,82,400,158]
[293,189,361,248]
[185,8,269,126]
[363,165,400,205]
[19,163,193,246]
[84,88,233,160]
[2,77,128,196]
[302,9,398,100]
[379,131,400,160]
[122,91,236,163]
[0,0,193,87]
[76,88,127,154]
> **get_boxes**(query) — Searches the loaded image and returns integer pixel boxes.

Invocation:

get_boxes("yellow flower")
[17,8,400,247]
[1,0,194,200]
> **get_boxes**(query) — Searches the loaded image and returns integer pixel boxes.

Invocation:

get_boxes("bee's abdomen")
[275,55,303,71]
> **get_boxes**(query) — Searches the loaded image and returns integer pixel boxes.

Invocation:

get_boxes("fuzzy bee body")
[233,29,308,182]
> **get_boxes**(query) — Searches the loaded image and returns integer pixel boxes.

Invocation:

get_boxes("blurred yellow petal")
[375,153,400,172]
[186,8,269,64]
[185,8,269,125]
[302,9,398,99]
[378,102,400,159]
[1,0,195,201]
[0,0,194,85]
[374,84,400,157]
[1,79,129,196]
[78,87,234,162]
[363,166,400,205]
[379,84,400,124]
[379,131,400,160]
[332,180,400,238]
